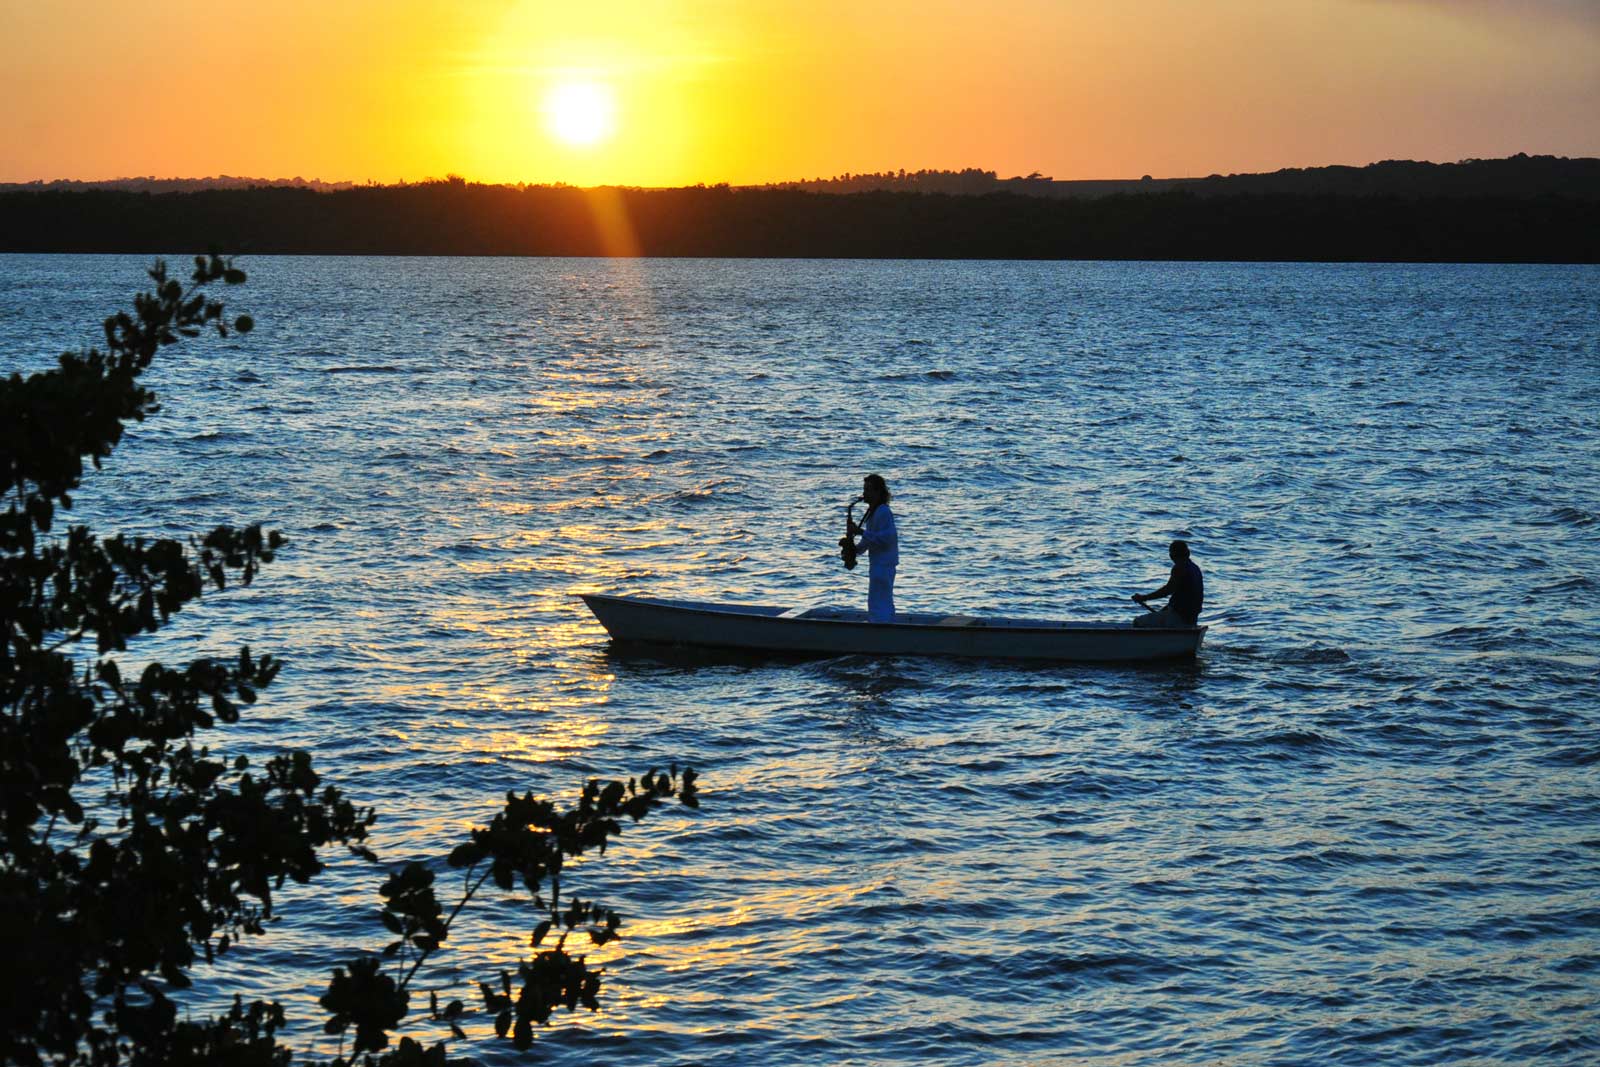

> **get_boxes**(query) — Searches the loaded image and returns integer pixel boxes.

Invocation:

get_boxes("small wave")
[876,369,957,382]
[1426,625,1507,650]
[661,479,741,505]
[1284,846,1376,872]
[1523,506,1597,528]
[1269,646,1351,665]
[805,662,930,691]
[1200,729,1334,757]
[998,950,1186,987]
[1038,825,1117,844]
[1540,745,1600,767]
[188,430,244,442]
[642,449,672,459]
[1353,885,1426,902]
[319,364,405,374]
[234,370,264,383]
[1263,729,1332,748]
[1370,722,1441,742]
[1531,576,1595,596]
[1552,955,1600,975]
[441,541,493,557]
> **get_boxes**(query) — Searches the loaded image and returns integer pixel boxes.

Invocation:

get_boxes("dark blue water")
[5,255,1598,1065]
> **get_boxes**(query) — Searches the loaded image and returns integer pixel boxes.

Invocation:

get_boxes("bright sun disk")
[544,82,616,148]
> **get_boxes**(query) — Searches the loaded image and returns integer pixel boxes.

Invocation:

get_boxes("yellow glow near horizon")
[0,1,1595,186]
[544,81,617,147]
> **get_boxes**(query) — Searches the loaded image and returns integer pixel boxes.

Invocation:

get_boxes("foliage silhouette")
[0,259,699,1066]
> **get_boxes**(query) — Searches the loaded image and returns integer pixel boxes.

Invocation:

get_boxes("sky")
[1,0,1596,187]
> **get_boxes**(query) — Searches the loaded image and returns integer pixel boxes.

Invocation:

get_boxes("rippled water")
[5,255,1599,1065]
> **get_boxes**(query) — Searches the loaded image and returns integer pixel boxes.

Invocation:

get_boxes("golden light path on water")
[347,434,922,1045]
[15,255,1596,1065]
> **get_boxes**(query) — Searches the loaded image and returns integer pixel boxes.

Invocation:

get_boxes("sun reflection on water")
[46,257,1599,1064]
[464,715,612,765]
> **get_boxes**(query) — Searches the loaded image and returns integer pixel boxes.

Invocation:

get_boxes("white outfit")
[1133,606,1185,628]
[857,503,898,622]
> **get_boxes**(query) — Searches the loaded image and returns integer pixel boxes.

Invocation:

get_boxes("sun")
[544,81,617,148]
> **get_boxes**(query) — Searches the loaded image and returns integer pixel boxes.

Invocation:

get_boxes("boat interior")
[647,597,1200,632]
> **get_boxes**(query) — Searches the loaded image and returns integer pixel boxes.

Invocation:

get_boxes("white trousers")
[1133,605,1186,628]
[868,571,896,623]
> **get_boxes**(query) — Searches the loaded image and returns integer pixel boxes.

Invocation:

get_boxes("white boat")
[580,593,1205,663]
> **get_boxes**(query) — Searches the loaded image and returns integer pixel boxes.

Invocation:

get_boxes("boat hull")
[580,594,1205,663]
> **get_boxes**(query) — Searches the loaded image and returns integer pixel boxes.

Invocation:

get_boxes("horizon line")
[3,153,1593,192]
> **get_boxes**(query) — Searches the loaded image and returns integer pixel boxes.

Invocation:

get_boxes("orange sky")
[1,0,1596,186]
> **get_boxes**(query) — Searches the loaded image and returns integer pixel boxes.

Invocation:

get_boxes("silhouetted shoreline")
[3,156,1596,262]
[9,154,1597,201]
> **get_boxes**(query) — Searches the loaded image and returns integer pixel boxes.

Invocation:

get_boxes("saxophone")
[839,497,864,570]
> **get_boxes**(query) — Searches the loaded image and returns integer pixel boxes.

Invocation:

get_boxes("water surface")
[4,255,1597,1065]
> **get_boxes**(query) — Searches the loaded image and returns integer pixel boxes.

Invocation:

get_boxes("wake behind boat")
[580,593,1206,663]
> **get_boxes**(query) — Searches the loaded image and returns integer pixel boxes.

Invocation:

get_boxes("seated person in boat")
[849,474,898,622]
[1132,540,1204,627]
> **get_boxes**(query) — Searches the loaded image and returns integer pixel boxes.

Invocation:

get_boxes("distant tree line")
[769,168,1018,196]
[759,154,1600,201]
[13,154,1596,203]
[0,175,358,194]
[2,177,1596,262]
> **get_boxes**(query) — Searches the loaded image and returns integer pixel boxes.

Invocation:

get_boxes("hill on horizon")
[0,174,358,194]
[760,154,1600,199]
